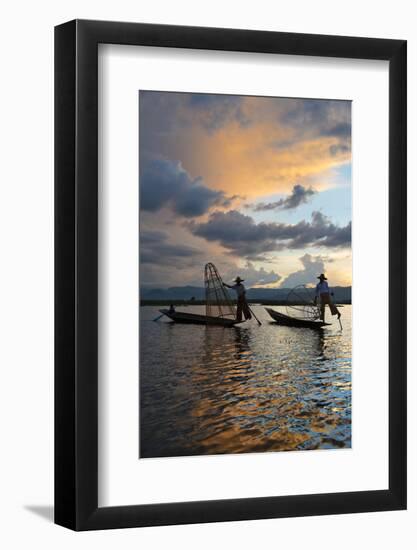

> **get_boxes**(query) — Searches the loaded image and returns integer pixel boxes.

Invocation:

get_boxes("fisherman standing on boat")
[314,274,341,322]
[223,276,252,322]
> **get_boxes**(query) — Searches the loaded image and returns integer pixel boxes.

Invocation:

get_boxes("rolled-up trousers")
[319,292,339,320]
[236,295,252,322]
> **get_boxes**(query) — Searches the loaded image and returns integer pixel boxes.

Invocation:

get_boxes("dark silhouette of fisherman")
[314,273,341,322]
[223,276,252,322]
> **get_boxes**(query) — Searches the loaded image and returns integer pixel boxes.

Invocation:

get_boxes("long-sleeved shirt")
[231,283,246,298]
[316,281,330,297]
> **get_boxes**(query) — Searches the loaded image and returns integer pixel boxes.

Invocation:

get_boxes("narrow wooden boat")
[265,307,330,329]
[159,309,242,327]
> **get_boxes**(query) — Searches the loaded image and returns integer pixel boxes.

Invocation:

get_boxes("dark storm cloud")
[140,230,168,244]
[281,100,350,134]
[140,229,202,265]
[278,99,351,155]
[320,121,351,139]
[187,94,241,108]
[187,209,351,255]
[140,158,231,217]
[187,94,251,131]
[250,184,316,211]
[139,91,190,156]
[329,143,351,157]
[139,92,251,152]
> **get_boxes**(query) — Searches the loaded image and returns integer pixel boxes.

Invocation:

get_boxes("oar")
[248,305,262,326]
[153,313,164,322]
[338,316,343,330]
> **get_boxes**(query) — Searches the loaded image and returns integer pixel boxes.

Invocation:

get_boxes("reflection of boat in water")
[159,263,245,327]
[159,308,243,327]
[265,308,330,329]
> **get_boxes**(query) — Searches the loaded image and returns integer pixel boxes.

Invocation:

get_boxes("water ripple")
[140,305,351,457]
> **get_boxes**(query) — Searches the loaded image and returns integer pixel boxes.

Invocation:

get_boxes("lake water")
[140,305,351,458]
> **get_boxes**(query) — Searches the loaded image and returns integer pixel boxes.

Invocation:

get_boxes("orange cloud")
[167,116,350,199]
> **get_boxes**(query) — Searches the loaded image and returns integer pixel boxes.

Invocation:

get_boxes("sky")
[139,91,352,289]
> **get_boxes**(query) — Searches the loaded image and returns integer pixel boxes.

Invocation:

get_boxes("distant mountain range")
[141,286,352,303]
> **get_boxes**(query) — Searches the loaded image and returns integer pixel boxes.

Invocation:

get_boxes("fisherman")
[168,304,176,314]
[223,276,252,322]
[314,274,341,322]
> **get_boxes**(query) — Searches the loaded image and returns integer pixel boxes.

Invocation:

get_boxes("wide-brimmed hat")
[317,273,327,280]
[234,276,244,283]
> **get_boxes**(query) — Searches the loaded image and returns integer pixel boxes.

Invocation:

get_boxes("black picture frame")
[55,19,407,531]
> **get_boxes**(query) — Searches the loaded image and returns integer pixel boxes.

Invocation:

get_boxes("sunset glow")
[139,91,352,289]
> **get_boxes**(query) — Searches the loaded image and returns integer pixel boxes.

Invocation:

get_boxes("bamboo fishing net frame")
[204,263,237,319]
[286,285,321,321]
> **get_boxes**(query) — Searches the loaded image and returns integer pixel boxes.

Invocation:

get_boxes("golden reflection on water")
[140,305,351,458]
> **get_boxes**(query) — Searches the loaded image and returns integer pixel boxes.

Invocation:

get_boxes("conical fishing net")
[204,263,237,319]
[286,285,321,321]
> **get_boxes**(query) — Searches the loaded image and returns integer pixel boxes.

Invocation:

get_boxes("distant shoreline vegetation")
[141,299,351,306]
[140,285,352,307]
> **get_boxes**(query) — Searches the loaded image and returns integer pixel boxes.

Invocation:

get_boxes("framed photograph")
[55,19,406,530]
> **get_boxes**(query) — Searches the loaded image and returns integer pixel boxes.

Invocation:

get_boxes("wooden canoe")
[159,309,243,327]
[265,307,330,329]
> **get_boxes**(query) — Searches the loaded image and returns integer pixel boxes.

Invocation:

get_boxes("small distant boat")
[265,307,330,329]
[159,309,242,327]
